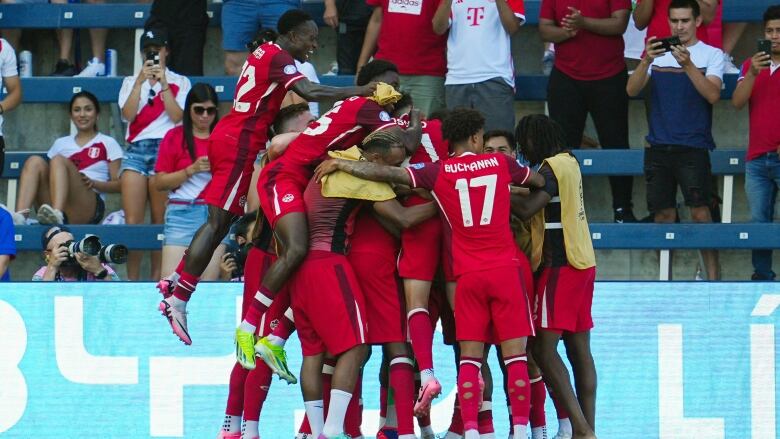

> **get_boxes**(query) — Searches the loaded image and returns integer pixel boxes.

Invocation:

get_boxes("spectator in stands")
[48,0,108,76]
[0,0,46,59]
[0,36,21,176]
[323,0,372,75]
[33,225,121,281]
[483,129,517,157]
[627,0,724,280]
[433,0,524,132]
[540,0,637,223]
[357,0,447,117]
[152,83,226,281]
[146,0,209,76]
[221,0,301,75]
[633,0,717,47]
[119,28,190,280]
[732,5,780,281]
[13,91,122,226]
[0,204,14,281]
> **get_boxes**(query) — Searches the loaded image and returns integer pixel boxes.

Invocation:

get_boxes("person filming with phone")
[627,0,724,280]
[118,27,191,281]
[732,5,780,281]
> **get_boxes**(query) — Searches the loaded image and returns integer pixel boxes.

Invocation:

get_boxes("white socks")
[420,368,435,386]
[241,420,258,439]
[239,320,257,334]
[222,414,241,433]
[322,389,352,437]
[303,400,324,437]
[267,334,286,347]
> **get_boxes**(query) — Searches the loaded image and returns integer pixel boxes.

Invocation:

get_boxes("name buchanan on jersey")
[444,157,500,173]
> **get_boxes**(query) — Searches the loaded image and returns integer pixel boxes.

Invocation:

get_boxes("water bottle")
[104,48,117,77]
[18,50,32,77]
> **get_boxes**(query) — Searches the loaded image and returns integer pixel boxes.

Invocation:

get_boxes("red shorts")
[455,266,535,343]
[348,251,406,344]
[203,132,260,216]
[398,215,442,281]
[290,251,368,356]
[534,265,596,334]
[256,160,310,228]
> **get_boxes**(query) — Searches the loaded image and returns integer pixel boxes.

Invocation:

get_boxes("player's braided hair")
[361,129,404,154]
[356,59,399,86]
[441,108,485,145]
[246,28,279,52]
[514,114,566,166]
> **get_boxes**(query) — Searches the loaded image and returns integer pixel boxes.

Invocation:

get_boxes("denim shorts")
[163,201,231,247]
[221,0,301,50]
[120,138,161,177]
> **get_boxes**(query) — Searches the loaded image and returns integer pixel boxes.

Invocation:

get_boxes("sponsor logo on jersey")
[282,194,295,203]
[252,46,266,59]
[410,163,426,169]
[283,65,298,75]
[379,111,391,122]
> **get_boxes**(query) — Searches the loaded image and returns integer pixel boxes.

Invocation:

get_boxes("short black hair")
[514,114,567,166]
[233,211,257,240]
[441,108,485,144]
[483,130,515,149]
[361,129,404,154]
[669,0,700,18]
[393,92,413,115]
[764,5,780,24]
[356,59,399,86]
[277,9,313,35]
[273,103,310,135]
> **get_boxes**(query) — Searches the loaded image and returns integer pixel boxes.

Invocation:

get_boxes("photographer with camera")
[219,212,256,281]
[33,226,123,281]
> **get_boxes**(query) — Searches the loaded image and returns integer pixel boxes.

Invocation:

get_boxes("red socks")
[458,356,482,433]
[243,363,273,421]
[298,415,312,435]
[172,271,198,301]
[389,356,416,435]
[270,307,295,340]
[245,286,274,327]
[530,375,547,428]
[478,400,494,435]
[407,309,434,371]
[344,371,363,438]
[549,382,570,420]
[505,354,530,428]
[448,399,464,435]
[379,384,388,421]
[174,252,187,276]
[225,362,249,416]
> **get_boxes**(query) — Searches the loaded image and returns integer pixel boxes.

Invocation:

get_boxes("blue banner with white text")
[0,282,778,438]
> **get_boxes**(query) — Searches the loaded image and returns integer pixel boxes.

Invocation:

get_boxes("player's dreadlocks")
[361,128,404,154]
[246,28,279,52]
[514,114,567,167]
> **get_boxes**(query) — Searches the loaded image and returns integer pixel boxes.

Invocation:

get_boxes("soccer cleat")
[215,431,241,439]
[37,204,65,225]
[377,428,399,439]
[156,278,175,299]
[421,430,436,439]
[235,328,257,370]
[414,378,442,417]
[159,299,192,345]
[255,336,297,384]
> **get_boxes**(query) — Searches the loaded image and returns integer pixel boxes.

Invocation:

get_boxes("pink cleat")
[159,298,192,345]
[156,278,175,299]
[414,377,442,417]
[215,432,241,439]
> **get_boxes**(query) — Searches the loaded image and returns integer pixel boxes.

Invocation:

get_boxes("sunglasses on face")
[147,88,156,106]
[192,106,217,116]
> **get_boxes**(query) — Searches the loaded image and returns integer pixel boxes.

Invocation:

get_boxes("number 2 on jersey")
[455,174,497,227]
[233,62,256,113]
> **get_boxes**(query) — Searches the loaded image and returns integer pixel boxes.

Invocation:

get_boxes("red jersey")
[349,207,400,260]
[211,42,305,153]
[303,178,362,254]
[280,96,397,168]
[406,152,532,277]
[402,117,450,206]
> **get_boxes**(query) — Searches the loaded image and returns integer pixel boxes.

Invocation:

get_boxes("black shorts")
[644,145,712,212]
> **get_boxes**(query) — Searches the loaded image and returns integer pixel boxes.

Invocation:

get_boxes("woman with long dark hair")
[152,83,225,279]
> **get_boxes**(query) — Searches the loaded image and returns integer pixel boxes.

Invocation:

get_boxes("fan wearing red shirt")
[158,9,377,346]
[234,60,422,370]
[633,0,717,43]
[540,0,636,224]
[357,0,448,116]
[314,108,546,439]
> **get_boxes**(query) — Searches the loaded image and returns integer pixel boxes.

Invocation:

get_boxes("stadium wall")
[0,282,777,438]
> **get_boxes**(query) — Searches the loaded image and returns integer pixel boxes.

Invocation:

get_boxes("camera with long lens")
[60,235,128,265]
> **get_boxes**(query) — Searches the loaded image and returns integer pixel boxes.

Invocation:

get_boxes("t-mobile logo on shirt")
[388,0,422,15]
[467,7,485,26]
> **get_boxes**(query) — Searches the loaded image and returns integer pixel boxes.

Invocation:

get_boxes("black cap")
[140,28,168,49]
[41,225,70,249]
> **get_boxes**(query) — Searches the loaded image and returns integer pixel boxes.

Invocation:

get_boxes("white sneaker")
[37,204,64,225]
[11,210,27,225]
[76,57,106,77]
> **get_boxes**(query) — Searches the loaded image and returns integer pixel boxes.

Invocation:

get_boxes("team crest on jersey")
[283,65,297,75]
[379,111,391,122]
[410,163,425,169]
[269,319,279,330]
[238,195,247,207]
[282,194,295,203]
[252,46,265,59]
[87,146,101,159]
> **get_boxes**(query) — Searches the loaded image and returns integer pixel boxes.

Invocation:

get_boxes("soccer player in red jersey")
[314,108,547,439]
[234,60,422,369]
[510,115,598,439]
[291,131,436,439]
[158,9,377,345]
